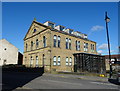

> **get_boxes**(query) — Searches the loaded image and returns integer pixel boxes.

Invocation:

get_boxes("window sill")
[53,47,61,48]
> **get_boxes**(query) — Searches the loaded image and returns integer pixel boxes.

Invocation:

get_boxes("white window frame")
[66,38,69,49]
[54,35,57,47]
[69,39,71,49]
[69,57,72,66]
[36,39,39,49]
[36,56,39,67]
[58,36,60,47]
[30,56,33,67]
[66,57,69,66]
[58,56,61,66]
[53,56,57,65]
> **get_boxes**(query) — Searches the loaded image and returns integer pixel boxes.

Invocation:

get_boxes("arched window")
[53,56,57,65]
[69,39,71,49]
[66,57,68,66]
[78,41,80,51]
[30,56,33,67]
[53,35,57,47]
[66,38,68,49]
[36,56,38,67]
[76,40,77,50]
[43,36,46,47]
[69,57,72,66]
[36,39,39,49]
[58,36,60,48]
[33,29,37,33]
[58,56,61,66]
[31,41,33,50]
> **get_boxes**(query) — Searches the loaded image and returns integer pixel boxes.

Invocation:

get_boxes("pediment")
[24,21,47,40]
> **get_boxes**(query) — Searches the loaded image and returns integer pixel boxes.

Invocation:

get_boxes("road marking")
[90,82,117,86]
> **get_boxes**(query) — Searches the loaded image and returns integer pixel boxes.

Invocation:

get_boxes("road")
[2,72,120,90]
[19,74,119,90]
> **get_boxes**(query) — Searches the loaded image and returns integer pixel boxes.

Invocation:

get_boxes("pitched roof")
[24,20,96,43]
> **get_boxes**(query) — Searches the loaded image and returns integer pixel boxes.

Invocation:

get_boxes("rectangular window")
[31,41,33,50]
[58,56,61,66]
[76,41,77,50]
[66,57,68,66]
[69,39,71,49]
[36,56,38,67]
[43,36,46,47]
[91,44,94,52]
[78,41,80,51]
[48,23,54,29]
[36,39,39,49]
[30,56,33,67]
[53,56,57,65]
[86,43,88,51]
[69,30,72,34]
[66,38,68,49]
[58,36,60,48]
[84,42,86,51]
[60,26,64,31]
[69,57,72,66]
[91,44,92,51]
[54,35,57,47]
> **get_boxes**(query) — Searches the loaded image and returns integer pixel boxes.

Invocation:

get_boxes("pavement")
[15,73,118,90]
[43,73,108,82]
[3,71,120,90]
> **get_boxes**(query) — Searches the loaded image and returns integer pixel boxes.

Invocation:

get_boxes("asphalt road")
[20,74,119,90]
[2,72,120,90]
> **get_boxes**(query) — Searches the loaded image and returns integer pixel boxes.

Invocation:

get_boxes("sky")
[2,2,119,55]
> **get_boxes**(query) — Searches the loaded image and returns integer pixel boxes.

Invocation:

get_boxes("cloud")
[91,25,104,31]
[111,50,118,53]
[98,43,108,49]
[88,25,104,35]
[98,50,103,54]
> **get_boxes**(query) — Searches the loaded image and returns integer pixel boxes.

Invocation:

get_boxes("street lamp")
[105,11,112,78]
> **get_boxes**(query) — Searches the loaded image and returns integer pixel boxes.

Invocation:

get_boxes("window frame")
[78,41,80,51]
[53,35,57,47]
[30,56,33,67]
[66,38,69,49]
[36,56,39,67]
[31,41,33,50]
[69,57,72,66]
[69,39,71,50]
[43,36,46,47]
[53,56,57,66]
[36,39,39,49]
[58,56,61,66]
[58,36,61,48]
[66,57,69,66]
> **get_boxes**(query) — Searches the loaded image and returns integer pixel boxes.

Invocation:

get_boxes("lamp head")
[105,12,110,23]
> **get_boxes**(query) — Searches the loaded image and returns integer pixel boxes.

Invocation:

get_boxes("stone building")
[23,20,105,73]
[0,39,18,65]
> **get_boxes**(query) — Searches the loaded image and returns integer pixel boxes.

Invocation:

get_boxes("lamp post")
[105,11,112,78]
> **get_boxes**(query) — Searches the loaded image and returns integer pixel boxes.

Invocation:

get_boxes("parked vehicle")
[110,61,120,84]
